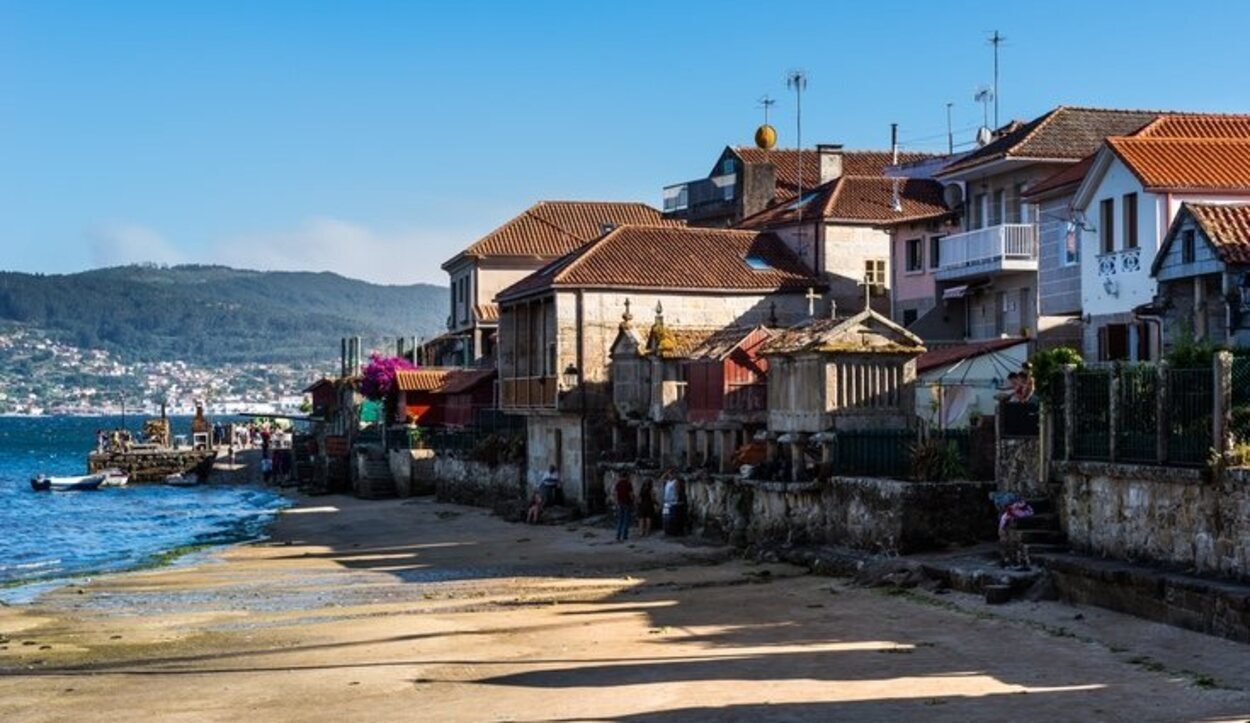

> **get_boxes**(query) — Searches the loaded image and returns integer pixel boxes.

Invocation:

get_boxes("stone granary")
[608,300,739,468]
[759,309,926,480]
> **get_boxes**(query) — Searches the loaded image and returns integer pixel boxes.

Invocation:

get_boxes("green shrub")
[1029,346,1083,407]
[909,437,967,482]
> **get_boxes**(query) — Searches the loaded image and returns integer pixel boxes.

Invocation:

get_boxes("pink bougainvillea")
[359,354,416,400]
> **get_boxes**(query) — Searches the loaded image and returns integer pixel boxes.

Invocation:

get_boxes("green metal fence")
[1071,369,1112,461]
[1233,356,1250,444]
[831,428,972,480]
[1050,374,1067,460]
[1168,367,1212,466]
[1116,364,1158,463]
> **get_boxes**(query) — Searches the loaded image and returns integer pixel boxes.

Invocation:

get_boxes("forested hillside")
[0,265,446,364]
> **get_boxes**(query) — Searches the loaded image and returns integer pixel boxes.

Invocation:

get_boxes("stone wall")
[997,437,1044,497]
[430,455,527,510]
[604,466,996,553]
[389,449,436,497]
[1058,462,1250,581]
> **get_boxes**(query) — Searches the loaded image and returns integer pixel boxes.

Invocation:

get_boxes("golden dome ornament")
[755,123,777,150]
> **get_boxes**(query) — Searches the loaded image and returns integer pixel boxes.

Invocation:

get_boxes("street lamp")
[562,364,579,390]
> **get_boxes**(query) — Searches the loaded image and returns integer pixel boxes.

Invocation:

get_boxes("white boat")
[31,474,106,492]
[99,468,130,487]
[163,473,198,487]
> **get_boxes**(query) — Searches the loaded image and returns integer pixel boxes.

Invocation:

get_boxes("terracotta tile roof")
[1023,155,1097,199]
[436,368,497,394]
[938,107,1159,176]
[473,304,499,323]
[1185,203,1250,265]
[733,147,938,199]
[687,325,774,360]
[496,225,823,301]
[1107,137,1250,191]
[445,201,680,267]
[739,176,950,228]
[1134,114,1250,138]
[916,338,1027,374]
[646,325,722,359]
[395,368,454,392]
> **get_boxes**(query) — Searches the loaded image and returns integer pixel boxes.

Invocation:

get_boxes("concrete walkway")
[1,496,1247,722]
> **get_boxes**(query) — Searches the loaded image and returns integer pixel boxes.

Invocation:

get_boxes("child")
[526,489,544,524]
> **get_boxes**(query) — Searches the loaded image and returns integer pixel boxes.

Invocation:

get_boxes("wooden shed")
[685,326,773,425]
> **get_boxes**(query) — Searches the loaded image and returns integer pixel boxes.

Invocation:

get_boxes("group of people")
[525,466,687,541]
[1001,363,1036,404]
[95,428,136,453]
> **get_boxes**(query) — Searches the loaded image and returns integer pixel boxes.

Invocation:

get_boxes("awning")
[943,285,971,300]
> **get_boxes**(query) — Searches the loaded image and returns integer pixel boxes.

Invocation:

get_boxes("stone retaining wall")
[1057,462,1250,581]
[428,455,526,510]
[603,466,997,554]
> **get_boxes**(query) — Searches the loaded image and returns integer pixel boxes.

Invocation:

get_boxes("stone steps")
[356,459,397,500]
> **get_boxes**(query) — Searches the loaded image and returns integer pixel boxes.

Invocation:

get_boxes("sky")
[1,0,1247,286]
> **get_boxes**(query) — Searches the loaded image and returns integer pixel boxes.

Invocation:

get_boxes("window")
[929,236,943,269]
[1123,193,1138,249]
[721,158,736,175]
[1100,198,1115,254]
[990,189,1005,226]
[971,193,986,229]
[905,238,923,272]
[864,259,887,291]
[1182,229,1196,264]
[1006,183,1025,224]
[1062,222,1080,266]
[744,255,773,271]
[902,309,918,327]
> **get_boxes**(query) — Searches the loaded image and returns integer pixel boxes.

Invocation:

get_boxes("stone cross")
[805,287,820,317]
[857,276,873,312]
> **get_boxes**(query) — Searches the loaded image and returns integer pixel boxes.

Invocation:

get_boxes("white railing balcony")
[935,223,1039,281]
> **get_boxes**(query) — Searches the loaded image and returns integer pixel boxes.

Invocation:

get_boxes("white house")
[1071,115,1250,360]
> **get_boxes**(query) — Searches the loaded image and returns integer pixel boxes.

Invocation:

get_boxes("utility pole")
[946,102,954,154]
[989,30,1005,128]
[786,69,808,206]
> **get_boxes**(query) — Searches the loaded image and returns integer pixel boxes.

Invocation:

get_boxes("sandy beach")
[1,495,1248,722]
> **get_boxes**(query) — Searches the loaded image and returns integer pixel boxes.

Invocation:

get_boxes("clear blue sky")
[1,0,1246,284]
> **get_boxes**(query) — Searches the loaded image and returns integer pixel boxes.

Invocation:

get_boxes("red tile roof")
[1185,203,1250,265]
[1107,137,1250,191]
[1023,155,1096,200]
[938,107,1159,176]
[733,147,938,199]
[1134,114,1250,139]
[496,225,822,301]
[444,201,680,268]
[738,176,950,228]
[916,338,1027,374]
[396,369,454,392]
[473,304,499,323]
[437,368,496,394]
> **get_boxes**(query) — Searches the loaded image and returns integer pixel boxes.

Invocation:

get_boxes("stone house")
[758,309,925,479]
[494,224,821,509]
[429,201,679,366]
[1150,202,1250,348]
[931,107,1160,344]
[1069,115,1250,360]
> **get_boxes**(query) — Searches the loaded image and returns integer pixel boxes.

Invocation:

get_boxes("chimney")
[817,144,844,184]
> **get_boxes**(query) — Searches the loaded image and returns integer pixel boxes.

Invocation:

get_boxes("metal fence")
[831,428,974,480]
[1234,355,1250,443]
[1063,361,1221,468]
[1050,374,1067,460]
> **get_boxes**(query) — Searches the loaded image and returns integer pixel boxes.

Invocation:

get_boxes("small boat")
[31,474,106,492]
[163,473,198,487]
[99,468,130,487]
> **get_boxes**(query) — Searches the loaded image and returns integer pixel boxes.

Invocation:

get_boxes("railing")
[938,223,1038,273]
[830,429,976,480]
[500,376,558,409]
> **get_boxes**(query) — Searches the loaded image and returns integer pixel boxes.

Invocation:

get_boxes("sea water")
[0,415,290,602]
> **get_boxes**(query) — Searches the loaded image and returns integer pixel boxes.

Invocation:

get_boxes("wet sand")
[1,495,1248,722]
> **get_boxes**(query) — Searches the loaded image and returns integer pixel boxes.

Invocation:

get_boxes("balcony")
[661,173,736,218]
[935,223,1039,282]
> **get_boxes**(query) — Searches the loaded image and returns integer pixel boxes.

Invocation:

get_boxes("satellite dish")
[975,127,993,147]
[942,183,964,209]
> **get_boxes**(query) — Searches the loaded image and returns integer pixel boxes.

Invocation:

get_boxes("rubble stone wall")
[603,466,996,554]
[1058,462,1250,581]
[429,455,526,509]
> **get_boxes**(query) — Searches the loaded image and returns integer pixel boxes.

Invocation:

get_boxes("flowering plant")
[359,354,416,401]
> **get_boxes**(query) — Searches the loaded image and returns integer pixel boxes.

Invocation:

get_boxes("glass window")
[1182,229,1196,264]
[971,193,986,229]
[929,236,943,269]
[1123,193,1138,249]
[1006,183,1024,224]
[1100,199,1115,254]
[990,189,1005,226]
[905,238,923,272]
[865,259,887,287]
[1063,222,1080,266]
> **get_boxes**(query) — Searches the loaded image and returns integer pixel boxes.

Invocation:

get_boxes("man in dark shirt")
[614,476,635,542]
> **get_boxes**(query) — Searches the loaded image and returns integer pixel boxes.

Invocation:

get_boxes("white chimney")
[817,144,844,184]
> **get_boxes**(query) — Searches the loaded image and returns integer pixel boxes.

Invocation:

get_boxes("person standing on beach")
[614,475,635,542]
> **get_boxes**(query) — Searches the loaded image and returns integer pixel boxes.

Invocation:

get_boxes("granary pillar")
[611,425,621,458]
[790,434,806,482]
[718,429,735,474]
[657,427,671,466]
[766,435,779,464]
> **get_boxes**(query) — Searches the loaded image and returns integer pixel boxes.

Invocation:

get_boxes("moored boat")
[163,472,198,487]
[99,468,130,487]
[31,473,106,492]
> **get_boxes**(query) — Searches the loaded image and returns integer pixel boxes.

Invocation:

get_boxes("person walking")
[614,475,635,542]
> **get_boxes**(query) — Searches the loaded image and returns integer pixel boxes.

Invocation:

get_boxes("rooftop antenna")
[890,123,902,212]
[945,102,954,155]
[974,86,994,130]
[755,95,778,152]
[786,69,808,211]
[988,30,1006,128]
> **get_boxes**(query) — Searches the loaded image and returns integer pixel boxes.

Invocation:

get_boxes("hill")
[0,265,447,364]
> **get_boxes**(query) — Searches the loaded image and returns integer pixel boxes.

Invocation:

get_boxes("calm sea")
[0,415,290,602]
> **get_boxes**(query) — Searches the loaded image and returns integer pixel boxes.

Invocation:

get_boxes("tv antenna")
[987,30,1006,127]
[758,94,776,125]
[974,86,994,129]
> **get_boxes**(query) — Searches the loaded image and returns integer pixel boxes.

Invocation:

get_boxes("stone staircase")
[1004,495,1069,562]
[355,458,397,500]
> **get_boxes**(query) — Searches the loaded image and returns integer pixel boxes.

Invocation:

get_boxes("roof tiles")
[733,147,937,199]
[739,176,950,228]
[1107,138,1250,191]
[1187,203,1250,265]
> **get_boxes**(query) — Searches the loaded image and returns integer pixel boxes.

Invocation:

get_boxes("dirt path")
[1,496,1248,722]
